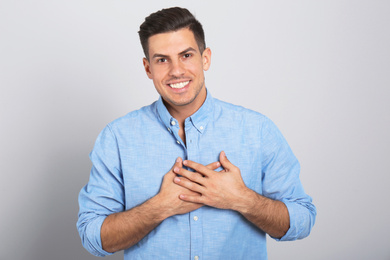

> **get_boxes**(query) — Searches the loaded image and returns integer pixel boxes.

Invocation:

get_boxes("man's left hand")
[173,151,251,210]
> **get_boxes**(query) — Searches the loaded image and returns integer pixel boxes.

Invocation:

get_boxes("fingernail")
[216,162,221,167]
[176,157,181,163]
[174,177,180,183]
[174,167,179,173]
[183,160,188,166]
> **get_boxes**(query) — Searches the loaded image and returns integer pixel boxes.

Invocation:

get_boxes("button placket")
[186,120,202,260]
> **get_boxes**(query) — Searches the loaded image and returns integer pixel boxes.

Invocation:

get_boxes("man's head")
[139,7,211,118]
[138,7,206,60]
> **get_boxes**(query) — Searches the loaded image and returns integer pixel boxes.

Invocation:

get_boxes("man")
[77,7,316,259]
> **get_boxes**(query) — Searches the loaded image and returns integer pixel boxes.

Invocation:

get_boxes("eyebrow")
[152,47,198,60]
[179,47,197,56]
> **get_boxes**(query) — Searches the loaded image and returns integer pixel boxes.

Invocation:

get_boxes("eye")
[183,53,192,58]
[157,58,167,63]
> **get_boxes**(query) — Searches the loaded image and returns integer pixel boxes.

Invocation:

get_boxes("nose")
[169,59,185,77]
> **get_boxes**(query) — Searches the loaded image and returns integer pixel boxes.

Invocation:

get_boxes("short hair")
[138,7,206,60]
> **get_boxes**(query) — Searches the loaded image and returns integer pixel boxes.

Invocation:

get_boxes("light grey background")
[1,1,389,259]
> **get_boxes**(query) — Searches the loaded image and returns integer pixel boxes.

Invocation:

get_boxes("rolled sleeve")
[77,125,125,256]
[278,198,316,241]
[77,209,113,257]
[261,117,317,241]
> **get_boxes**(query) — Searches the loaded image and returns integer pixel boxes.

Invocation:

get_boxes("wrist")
[140,194,169,222]
[233,188,263,215]
[147,193,174,221]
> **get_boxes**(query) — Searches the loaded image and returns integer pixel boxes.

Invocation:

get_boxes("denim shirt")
[77,91,316,259]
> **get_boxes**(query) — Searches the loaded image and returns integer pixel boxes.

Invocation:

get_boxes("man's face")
[143,28,211,113]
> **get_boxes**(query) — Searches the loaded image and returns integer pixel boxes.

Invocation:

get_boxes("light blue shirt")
[77,91,316,259]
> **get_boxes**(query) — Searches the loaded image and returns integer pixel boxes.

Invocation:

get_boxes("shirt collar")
[156,89,214,134]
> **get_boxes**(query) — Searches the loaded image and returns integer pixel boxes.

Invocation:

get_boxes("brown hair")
[138,7,206,60]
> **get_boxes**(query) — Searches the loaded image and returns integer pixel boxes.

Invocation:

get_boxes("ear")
[202,48,212,71]
[143,57,153,79]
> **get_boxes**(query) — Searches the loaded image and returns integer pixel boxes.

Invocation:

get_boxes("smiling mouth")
[169,81,190,89]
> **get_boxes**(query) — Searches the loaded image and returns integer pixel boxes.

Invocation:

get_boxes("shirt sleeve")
[260,117,316,241]
[77,125,124,256]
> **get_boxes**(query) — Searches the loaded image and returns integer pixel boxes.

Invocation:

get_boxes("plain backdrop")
[1,1,389,259]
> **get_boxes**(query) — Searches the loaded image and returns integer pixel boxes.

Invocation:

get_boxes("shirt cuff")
[84,215,114,257]
[274,200,311,241]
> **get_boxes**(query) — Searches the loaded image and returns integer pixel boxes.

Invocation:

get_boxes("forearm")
[234,188,290,239]
[101,195,169,253]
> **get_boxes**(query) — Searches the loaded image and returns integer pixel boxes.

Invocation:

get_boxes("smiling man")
[143,27,211,143]
[77,7,316,259]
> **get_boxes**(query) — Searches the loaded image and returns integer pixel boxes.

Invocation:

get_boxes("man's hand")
[157,157,221,218]
[173,151,290,238]
[101,157,221,253]
[172,151,251,210]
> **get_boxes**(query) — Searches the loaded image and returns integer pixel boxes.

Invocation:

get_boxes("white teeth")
[169,81,189,89]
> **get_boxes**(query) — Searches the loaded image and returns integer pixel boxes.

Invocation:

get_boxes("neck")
[164,88,207,126]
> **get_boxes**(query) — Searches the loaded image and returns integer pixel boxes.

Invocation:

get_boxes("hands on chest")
[157,151,252,216]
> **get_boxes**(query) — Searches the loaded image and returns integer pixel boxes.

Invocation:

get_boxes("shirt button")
[194,256,199,260]
[176,140,180,144]
[193,216,198,221]
[199,126,204,130]
[171,121,176,126]
[167,127,171,132]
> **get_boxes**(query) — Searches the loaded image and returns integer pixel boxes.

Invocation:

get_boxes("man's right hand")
[155,157,221,218]
[101,157,220,253]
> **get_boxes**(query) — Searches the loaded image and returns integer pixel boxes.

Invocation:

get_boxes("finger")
[174,167,206,185]
[219,151,234,171]
[183,160,214,177]
[205,161,221,171]
[166,157,183,178]
[174,175,205,194]
[174,157,183,168]
[179,194,204,204]
[171,157,183,172]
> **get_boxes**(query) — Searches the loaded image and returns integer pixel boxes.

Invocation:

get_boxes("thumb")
[219,151,233,171]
